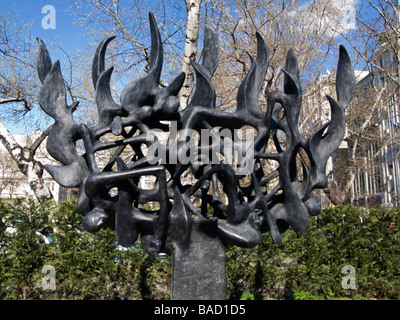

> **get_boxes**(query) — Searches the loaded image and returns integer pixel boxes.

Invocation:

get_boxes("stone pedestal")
[171,224,227,300]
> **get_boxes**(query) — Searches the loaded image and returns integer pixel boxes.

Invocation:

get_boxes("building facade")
[301,44,400,208]
[345,45,400,208]
[348,52,400,208]
[0,133,66,201]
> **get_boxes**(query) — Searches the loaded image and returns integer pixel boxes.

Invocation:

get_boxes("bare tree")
[64,0,192,120]
[0,150,21,197]
[179,0,202,109]
[0,0,372,204]
[61,0,360,203]
[325,83,389,205]
[202,0,347,111]
[322,0,400,207]
[338,0,400,90]
[0,10,54,201]
[0,12,37,121]
[0,123,53,201]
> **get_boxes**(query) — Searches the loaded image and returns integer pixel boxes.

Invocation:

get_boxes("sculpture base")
[170,223,227,300]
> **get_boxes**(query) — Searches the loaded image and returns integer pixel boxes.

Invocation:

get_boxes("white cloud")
[330,0,357,33]
[292,0,358,37]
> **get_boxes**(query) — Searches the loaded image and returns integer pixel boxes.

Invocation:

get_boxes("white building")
[339,41,400,208]
[0,133,63,201]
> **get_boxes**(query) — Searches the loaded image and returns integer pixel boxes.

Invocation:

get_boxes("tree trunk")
[0,121,53,202]
[179,0,202,109]
[170,222,227,300]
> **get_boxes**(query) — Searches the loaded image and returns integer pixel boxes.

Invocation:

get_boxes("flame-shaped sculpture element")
[37,39,89,189]
[37,12,355,258]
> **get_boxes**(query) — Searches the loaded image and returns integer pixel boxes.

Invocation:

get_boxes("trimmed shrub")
[0,199,170,300]
[1,199,399,299]
[226,205,400,300]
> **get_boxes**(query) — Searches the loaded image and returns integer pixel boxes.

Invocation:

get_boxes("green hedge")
[226,205,400,300]
[0,199,399,299]
[0,199,170,300]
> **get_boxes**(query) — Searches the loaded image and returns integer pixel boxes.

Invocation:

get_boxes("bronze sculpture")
[36,13,355,299]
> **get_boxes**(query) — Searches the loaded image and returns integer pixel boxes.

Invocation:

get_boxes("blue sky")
[0,0,383,135]
[1,0,94,70]
[1,0,91,134]
[1,0,89,53]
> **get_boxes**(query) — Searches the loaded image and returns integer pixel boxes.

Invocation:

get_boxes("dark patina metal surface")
[36,12,355,299]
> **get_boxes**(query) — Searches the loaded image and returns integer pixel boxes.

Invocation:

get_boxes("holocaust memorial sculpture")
[36,13,355,299]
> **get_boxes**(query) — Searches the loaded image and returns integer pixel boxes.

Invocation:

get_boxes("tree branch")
[0,97,31,111]
[30,124,53,155]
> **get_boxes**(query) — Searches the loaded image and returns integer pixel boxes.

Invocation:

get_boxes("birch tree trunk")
[179,0,202,109]
[0,121,53,202]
